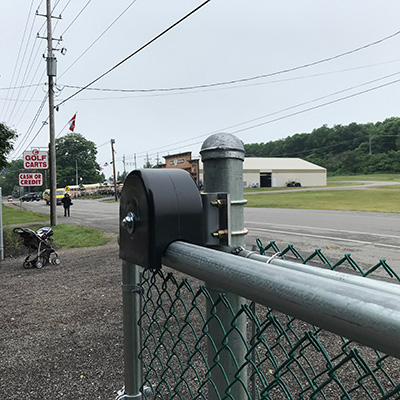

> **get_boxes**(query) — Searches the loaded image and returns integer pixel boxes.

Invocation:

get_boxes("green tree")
[0,122,18,170]
[0,159,24,196]
[117,171,128,182]
[55,133,101,187]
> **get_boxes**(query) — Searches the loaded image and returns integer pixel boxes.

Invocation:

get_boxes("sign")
[64,186,70,192]
[23,149,48,169]
[19,173,43,187]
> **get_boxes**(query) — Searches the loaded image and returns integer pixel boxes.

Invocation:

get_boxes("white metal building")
[199,157,326,188]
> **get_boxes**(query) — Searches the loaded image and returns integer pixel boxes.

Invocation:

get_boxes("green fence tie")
[256,238,266,255]
[365,259,400,281]
[332,253,365,275]
[287,244,306,262]
[303,249,333,268]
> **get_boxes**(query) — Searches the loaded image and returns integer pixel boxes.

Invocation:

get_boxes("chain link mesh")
[138,240,400,399]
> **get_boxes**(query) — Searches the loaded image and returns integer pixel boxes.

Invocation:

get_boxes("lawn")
[2,204,111,256]
[245,189,400,213]
[328,173,400,182]
[3,204,49,225]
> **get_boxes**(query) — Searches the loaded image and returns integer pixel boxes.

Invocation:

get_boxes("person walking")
[61,193,72,217]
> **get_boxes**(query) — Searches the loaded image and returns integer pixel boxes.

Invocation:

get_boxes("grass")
[245,189,400,213]
[50,225,111,248]
[3,204,49,225]
[328,173,400,182]
[244,182,362,192]
[2,204,111,255]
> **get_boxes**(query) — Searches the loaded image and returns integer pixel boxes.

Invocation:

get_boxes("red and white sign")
[23,149,48,169]
[19,173,43,187]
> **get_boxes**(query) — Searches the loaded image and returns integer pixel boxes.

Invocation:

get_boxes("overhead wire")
[137,72,400,158]
[60,59,400,96]
[10,93,48,159]
[58,0,138,80]
[55,0,212,108]
[60,26,400,101]
[58,0,92,38]
[57,59,400,102]
[230,78,400,136]
[20,116,50,156]
[7,1,49,124]
[1,0,37,120]
[0,0,35,118]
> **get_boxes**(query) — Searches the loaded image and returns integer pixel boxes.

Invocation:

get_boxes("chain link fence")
[137,239,400,399]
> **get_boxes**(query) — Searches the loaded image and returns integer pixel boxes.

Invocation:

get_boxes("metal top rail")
[163,240,400,360]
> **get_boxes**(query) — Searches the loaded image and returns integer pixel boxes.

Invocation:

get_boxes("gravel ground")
[0,237,125,400]
[2,231,400,399]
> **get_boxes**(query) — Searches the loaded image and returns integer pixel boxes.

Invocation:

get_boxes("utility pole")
[38,0,61,226]
[123,154,126,176]
[111,139,118,201]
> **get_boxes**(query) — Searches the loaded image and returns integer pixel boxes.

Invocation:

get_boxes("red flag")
[68,114,76,132]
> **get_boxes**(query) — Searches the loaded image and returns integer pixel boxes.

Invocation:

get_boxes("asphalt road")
[16,197,400,277]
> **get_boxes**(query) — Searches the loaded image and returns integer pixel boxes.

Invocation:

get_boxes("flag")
[68,114,76,132]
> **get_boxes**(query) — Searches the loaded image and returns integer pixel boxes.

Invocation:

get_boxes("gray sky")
[1,0,400,177]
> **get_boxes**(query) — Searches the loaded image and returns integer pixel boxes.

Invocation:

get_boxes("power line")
[230,78,400,135]
[138,74,400,158]
[61,59,400,96]
[1,0,38,120]
[59,0,138,80]
[58,0,92,37]
[61,27,400,99]
[56,58,400,102]
[0,84,42,91]
[10,94,48,158]
[55,0,212,108]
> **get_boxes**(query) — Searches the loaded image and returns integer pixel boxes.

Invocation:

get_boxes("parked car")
[7,195,13,202]
[43,188,66,205]
[19,193,41,202]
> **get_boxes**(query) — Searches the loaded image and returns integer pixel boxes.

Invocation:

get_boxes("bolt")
[212,229,229,238]
[122,211,135,234]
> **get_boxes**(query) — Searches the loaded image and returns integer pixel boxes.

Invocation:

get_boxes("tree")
[55,133,102,187]
[0,122,18,170]
[117,171,128,182]
[0,159,24,196]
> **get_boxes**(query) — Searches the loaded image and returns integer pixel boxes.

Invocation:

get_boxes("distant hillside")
[244,117,400,175]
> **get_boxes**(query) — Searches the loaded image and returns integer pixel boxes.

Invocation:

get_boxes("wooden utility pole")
[111,139,118,201]
[41,0,60,226]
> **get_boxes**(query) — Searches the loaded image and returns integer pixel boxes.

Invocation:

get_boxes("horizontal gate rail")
[163,241,400,360]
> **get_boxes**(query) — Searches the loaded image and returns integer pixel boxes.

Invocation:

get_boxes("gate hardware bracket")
[122,283,144,295]
[212,229,249,239]
[210,199,247,207]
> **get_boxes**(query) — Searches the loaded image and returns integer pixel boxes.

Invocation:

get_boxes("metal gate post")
[116,261,144,400]
[200,133,247,400]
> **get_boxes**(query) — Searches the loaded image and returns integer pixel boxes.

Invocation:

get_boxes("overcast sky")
[1,1,400,177]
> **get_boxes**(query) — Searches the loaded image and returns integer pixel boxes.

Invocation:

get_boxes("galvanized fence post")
[117,261,144,400]
[200,133,248,400]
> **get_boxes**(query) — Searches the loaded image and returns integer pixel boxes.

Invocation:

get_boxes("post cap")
[200,133,245,161]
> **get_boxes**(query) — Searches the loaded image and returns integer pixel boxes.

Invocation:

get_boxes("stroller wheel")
[23,261,31,269]
[36,258,44,269]
[52,257,61,265]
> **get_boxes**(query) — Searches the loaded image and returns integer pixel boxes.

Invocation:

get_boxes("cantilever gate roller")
[119,169,204,270]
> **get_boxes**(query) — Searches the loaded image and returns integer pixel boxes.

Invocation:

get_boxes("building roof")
[197,157,326,172]
[242,157,326,171]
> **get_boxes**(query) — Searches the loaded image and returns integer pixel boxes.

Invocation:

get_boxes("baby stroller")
[13,227,61,269]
